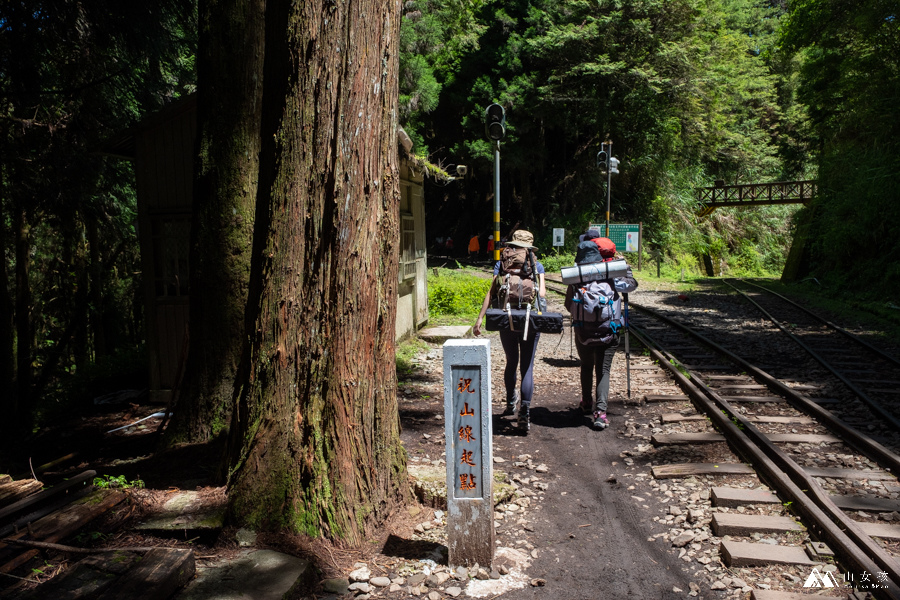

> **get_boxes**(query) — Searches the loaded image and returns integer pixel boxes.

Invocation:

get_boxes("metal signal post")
[597,140,629,395]
[597,141,619,237]
[485,104,506,261]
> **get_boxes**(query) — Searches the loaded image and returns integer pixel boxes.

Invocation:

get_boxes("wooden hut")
[105,97,428,404]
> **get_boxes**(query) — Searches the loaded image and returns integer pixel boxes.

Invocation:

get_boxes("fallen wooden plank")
[0,476,10,486]
[133,490,225,537]
[652,463,755,479]
[0,490,125,574]
[94,548,195,600]
[16,551,141,600]
[711,513,804,536]
[719,540,816,567]
[711,487,781,507]
[0,470,95,522]
[0,479,43,507]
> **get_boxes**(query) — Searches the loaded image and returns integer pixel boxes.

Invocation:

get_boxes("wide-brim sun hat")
[507,229,537,249]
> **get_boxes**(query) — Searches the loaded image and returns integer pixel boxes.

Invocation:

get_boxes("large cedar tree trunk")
[0,168,14,430]
[161,0,265,446]
[224,0,408,541]
[14,204,32,420]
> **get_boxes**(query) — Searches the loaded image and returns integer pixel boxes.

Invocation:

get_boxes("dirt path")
[398,291,700,599]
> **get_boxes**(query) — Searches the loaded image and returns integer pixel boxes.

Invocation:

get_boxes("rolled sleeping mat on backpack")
[484,308,564,333]
[560,259,629,285]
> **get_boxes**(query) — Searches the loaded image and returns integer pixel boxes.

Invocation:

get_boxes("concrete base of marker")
[443,339,494,569]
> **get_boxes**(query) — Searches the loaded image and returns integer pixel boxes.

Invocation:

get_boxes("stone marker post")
[443,339,494,568]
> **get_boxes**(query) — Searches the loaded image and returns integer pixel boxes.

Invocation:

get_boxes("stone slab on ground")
[134,491,225,536]
[750,590,840,600]
[711,513,804,536]
[644,394,690,403]
[175,549,313,600]
[804,467,894,481]
[652,432,726,445]
[830,494,900,513]
[652,463,755,479]
[660,413,707,423]
[711,487,781,507]
[857,521,900,540]
[652,432,841,445]
[408,463,516,510]
[722,396,786,403]
[719,541,817,567]
[419,326,471,343]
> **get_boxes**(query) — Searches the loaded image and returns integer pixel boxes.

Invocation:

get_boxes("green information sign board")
[588,223,641,253]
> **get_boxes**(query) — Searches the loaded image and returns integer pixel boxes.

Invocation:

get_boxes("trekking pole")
[624,292,631,399]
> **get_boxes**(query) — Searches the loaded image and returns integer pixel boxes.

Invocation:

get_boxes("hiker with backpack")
[473,229,547,431]
[564,230,637,430]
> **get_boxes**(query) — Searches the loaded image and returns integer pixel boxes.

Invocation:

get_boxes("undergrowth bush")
[428,269,491,317]
[537,252,575,273]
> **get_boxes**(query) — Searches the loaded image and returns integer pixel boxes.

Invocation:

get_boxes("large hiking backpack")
[569,279,623,346]
[494,247,535,309]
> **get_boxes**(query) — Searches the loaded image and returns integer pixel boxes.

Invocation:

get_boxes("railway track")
[723,278,900,435]
[542,277,900,598]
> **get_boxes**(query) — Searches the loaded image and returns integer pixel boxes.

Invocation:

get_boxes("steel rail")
[630,322,900,598]
[729,278,900,370]
[722,279,900,433]
[630,302,900,474]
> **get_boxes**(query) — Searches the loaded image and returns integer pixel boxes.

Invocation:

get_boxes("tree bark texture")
[225,0,408,542]
[162,0,266,447]
[0,165,15,428]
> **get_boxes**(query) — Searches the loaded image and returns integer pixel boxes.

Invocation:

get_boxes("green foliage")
[427,269,492,317]
[93,474,145,490]
[406,0,804,278]
[537,252,575,274]
[779,0,900,296]
[396,338,429,379]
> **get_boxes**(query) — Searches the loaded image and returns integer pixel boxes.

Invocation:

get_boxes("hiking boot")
[502,392,519,416]
[578,399,592,414]
[593,412,609,430]
[518,406,530,431]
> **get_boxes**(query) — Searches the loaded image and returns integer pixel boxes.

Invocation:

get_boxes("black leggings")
[576,337,619,413]
[499,329,541,408]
